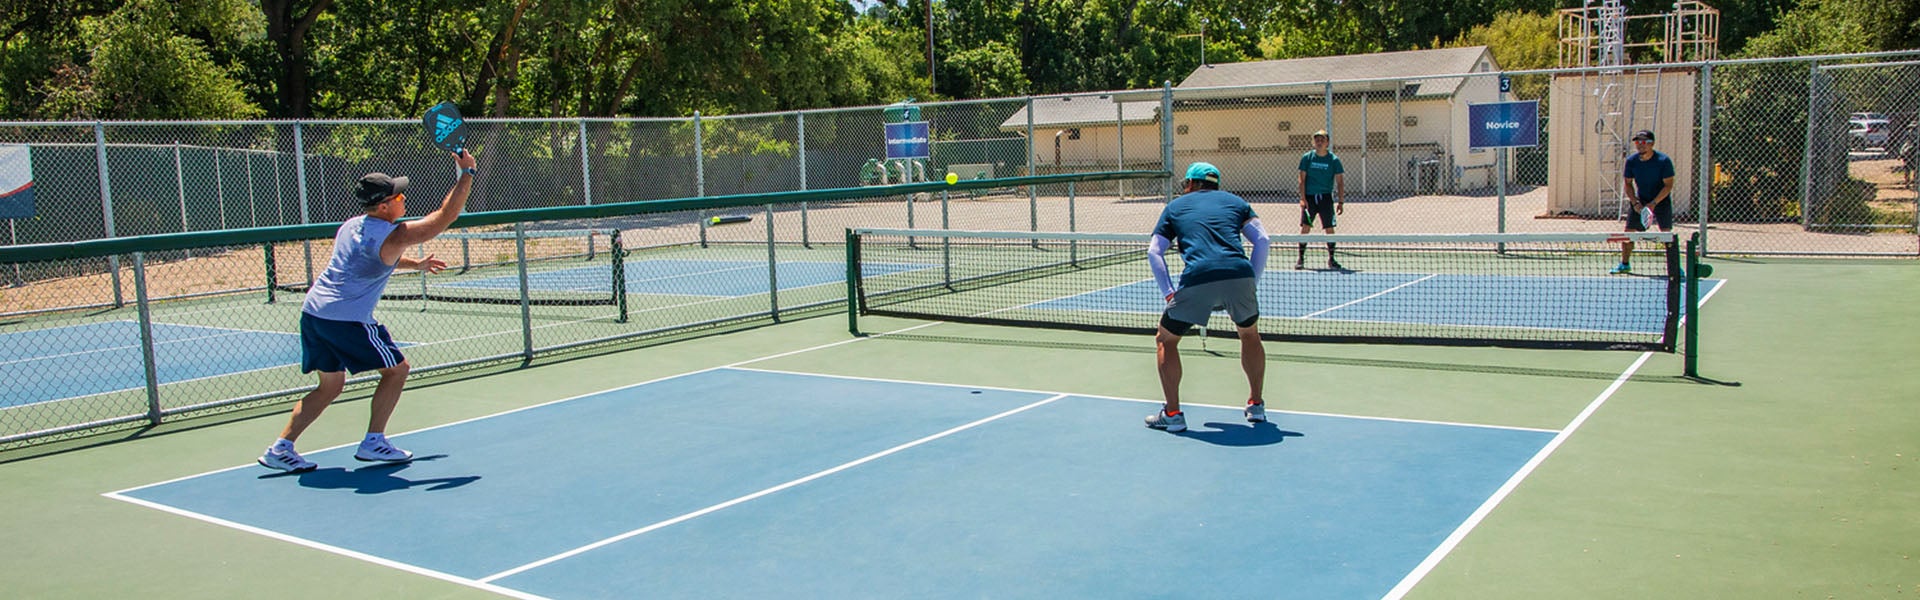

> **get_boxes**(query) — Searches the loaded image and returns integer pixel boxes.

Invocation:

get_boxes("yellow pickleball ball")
[945,172,959,185]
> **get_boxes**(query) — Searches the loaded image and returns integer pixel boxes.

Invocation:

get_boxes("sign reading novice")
[1467,100,1540,149]
[884,121,931,160]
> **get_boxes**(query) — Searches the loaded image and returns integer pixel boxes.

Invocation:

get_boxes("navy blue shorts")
[1626,198,1674,231]
[300,312,404,374]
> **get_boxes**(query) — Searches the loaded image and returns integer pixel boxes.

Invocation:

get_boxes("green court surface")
[2,258,1916,599]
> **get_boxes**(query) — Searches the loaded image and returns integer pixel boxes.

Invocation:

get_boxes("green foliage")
[66,0,263,119]
[942,41,1028,98]
[0,0,1915,120]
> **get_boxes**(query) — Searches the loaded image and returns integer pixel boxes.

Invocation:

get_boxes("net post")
[846,228,862,336]
[1663,233,1682,352]
[611,229,628,323]
[1685,232,1701,377]
[264,242,277,304]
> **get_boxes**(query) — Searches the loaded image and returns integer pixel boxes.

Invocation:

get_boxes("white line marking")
[1380,277,1726,599]
[729,366,1560,434]
[100,492,549,600]
[1378,351,1652,600]
[1301,274,1437,319]
[477,392,1070,583]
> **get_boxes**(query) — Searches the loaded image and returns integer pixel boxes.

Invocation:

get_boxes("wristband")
[460,166,478,177]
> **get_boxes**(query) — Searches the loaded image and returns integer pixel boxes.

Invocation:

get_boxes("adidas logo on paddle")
[434,114,460,144]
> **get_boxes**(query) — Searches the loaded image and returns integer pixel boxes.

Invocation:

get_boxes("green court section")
[0,259,1915,599]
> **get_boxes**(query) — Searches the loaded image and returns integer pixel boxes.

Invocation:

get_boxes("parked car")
[1848,118,1891,150]
[1851,111,1888,122]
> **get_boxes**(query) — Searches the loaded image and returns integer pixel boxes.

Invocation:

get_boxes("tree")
[27,0,261,119]
[1446,10,1556,101]
[261,0,335,117]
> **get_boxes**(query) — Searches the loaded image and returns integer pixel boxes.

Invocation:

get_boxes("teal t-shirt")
[1298,151,1344,195]
[1152,189,1258,287]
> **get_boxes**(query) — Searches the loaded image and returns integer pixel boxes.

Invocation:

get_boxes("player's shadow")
[1175,421,1302,446]
[261,455,480,494]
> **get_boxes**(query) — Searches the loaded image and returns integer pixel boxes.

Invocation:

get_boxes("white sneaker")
[354,438,414,462]
[1145,409,1187,433]
[258,448,317,472]
[1244,401,1268,423]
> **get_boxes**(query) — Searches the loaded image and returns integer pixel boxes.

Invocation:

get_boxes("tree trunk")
[262,0,335,118]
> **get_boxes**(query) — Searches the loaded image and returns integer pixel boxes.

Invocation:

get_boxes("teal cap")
[1184,162,1221,183]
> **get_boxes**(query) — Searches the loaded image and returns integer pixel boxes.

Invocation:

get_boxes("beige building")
[1007,47,1511,196]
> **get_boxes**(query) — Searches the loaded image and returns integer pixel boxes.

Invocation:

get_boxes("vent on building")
[1218,137,1242,151]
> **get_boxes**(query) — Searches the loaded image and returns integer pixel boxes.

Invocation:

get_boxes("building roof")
[999,94,1161,131]
[1005,47,1496,131]
[1179,46,1493,96]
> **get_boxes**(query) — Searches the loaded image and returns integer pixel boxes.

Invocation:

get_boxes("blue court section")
[1034,272,1722,333]
[447,259,926,298]
[121,369,1553,599]
[0,321,303,408]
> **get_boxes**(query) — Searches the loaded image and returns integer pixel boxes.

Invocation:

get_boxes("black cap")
[1631,130,1655,142]
[353,173,410,206]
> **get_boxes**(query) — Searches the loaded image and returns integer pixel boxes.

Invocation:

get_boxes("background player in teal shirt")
[1297,130,1346,270]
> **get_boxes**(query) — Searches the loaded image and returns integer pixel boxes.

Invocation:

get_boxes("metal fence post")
[799,112,810,248]
[696,112,708,248]
[131,252,161,424]
[295,121,314,286]
[1697,62,1713,255]
[1027,96,1037,235]
[516,222,533,363]
[578,119,594,206]
[1161,81,1174,200]
[766,203,779,321]
[95,122,123,307]
[1799,63,1820,229]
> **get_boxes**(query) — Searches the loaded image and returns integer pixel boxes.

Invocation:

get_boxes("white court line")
[1300,274,1438,319]
[728,366,1559,434]
[1380,279,1728,600]
[100,492,550,600]
[477,392,1070,583]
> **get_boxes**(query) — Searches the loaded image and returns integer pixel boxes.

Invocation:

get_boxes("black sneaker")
[1327,258,1345,271]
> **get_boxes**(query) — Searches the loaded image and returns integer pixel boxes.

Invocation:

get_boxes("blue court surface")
[1,321,303,408]
[114,368,1554,599]
[448,259,927,298]
[1034,272,1723,333]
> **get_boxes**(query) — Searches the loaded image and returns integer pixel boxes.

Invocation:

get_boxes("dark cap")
[353,173,410,206]
[1632,130,1655,142]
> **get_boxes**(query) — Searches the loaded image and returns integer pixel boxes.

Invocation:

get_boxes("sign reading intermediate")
[884,122,931,160]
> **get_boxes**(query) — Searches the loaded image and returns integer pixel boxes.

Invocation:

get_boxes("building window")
[1367,132,1389,148]
[1218,137,1242,151]
[1288,134,1314,148]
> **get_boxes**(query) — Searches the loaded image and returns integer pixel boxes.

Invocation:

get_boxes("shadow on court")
[259,454,480,494]
[1175,421,1303,447]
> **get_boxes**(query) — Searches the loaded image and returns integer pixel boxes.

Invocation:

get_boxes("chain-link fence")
[7,50,1917,260]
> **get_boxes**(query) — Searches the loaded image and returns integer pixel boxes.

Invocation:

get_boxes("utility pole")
[927,0,935,83]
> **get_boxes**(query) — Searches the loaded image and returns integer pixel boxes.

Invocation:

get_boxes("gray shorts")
[1163,278,1260,331]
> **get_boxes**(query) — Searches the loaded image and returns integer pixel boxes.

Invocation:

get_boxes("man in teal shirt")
[1297,130,1345,270]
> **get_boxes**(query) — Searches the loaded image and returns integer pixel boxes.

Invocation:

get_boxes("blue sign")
[1468,100,1540,149]
[1499,76,1511,93]
[0,145,33,219]
[884,121,931,160]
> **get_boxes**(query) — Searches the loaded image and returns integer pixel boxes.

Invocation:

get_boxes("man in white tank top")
[258,150,479,472]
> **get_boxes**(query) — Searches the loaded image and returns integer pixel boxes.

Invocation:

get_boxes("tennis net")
[849,229,1685,351]
[269,227,624,307]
